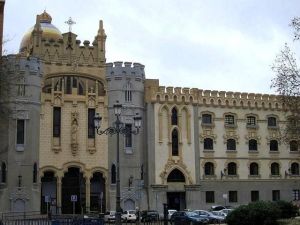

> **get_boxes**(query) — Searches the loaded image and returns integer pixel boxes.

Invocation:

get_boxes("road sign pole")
[73,201,75,216]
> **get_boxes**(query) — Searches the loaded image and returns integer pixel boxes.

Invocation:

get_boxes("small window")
[272,190,280,201]
[291,163,299,175]
[271,163,280,175]
[204,162,214,175]
[227,162,237,175]
[225,115,235,125]
[204,138,213,150]
[171,108,178,125]
[202,114,212,125]
[227,139,236,150]
[247,116,256,126]
[250,163,259,175]
[88,108,95,138]
[251,191,259,202]
[1,162,6,183]
[290,141,298,151]
[33,163,37,183]
[125,82,132,102]
[293,189,300,201]
[111,164,116,184]
[249,139,257,151]
[268,117,277,127]
[229,191,238,203]
[206,191,215,203]
[172,129,179,156]
[17,119,25,145]
[270,140,278,151]
[125,124,132,148]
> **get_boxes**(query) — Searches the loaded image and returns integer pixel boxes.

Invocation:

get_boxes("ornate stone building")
[0,9,299,213]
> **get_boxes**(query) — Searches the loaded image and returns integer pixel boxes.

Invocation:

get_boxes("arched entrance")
[41,171,57,214]
[90,172,106,213]
[167,169,186,211]
[62,167,86,214]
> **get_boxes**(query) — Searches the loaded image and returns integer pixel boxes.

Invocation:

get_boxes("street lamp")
[94,101,142,225]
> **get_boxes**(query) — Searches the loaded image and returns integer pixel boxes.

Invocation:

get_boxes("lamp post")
[94,102,142,225]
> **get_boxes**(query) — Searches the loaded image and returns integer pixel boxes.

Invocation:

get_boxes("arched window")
[271,163,280,175]
[204,138,213,150]
[290,141,298,152]
[249,139,257,151]
[111,164,116,184]
[227,162,237,175]
[291,163,299,175]
[247,116,256,126]
[167,169,185,182]
[33,163,37,183]
[270,140,278,151]
[1,162,6,183]
[204,162,214,175]
[250,163,259,175]
[268,116,277,127]
[171,108,178,125]
[172,129,179,156]
[227,139,236,150]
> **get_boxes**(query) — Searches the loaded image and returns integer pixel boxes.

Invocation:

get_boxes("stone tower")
[106,62,147,211]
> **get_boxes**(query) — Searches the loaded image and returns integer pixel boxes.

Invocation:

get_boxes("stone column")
[56,176,62,214]
[85,176,91,213]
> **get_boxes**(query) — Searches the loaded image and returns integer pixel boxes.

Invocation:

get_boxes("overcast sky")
[4,0,300,94]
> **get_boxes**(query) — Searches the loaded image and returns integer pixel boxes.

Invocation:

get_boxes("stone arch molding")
[159,159,193,185]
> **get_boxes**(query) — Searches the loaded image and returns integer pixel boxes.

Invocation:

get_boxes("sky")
[4,0,300,94]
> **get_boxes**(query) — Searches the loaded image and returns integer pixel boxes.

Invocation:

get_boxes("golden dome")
[19,11,63,53]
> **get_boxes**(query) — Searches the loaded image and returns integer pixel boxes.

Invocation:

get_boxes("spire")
[96,19,106,64]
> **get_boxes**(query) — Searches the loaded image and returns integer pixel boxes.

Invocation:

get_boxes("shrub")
[226,201,280,225]
[275,201,298,219]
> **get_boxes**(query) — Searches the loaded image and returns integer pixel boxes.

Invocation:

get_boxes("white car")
[121,210,137,222]
[104,211,116,222]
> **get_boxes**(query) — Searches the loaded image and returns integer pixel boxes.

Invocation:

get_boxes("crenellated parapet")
[2,54,43,77]
[145,80,284,110]
[106,61,145,81]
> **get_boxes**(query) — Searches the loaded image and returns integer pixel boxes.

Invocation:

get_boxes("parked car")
[170,211,209,225]
[210,205,225,211]
[193,210,225,224]
[104,211,116,222]
[168,209,177,220]
[141,210,159,222]
[219,208,234,217]
[121,210,137,222]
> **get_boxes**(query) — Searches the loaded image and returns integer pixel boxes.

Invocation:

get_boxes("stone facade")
[0,10,299,214]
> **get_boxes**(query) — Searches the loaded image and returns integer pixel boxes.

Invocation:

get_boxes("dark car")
[193,210,225,224]
[170,211,209,225]
[141,210,159,222]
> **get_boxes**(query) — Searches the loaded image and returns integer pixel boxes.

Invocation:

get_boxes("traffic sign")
[71,195,77,202]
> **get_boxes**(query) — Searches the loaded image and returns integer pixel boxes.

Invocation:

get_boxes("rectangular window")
[293,189,300,201]
[272,190,280,201]
[202,114,212,124]
[247,116,256,126]
[268,117,277,127]
[206,191,215,203]
[16,119,25,144]
[225,115,235,125]
[53,107,61,137]
[125,124,132,148]
[229,191,238,203]
[251,191,259,202]
[88,108,95,138]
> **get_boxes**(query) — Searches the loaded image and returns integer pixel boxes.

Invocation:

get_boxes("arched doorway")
[41,171,57,214]
[167,169,186,211]
[90,172,106,213]
[62,167,86,214]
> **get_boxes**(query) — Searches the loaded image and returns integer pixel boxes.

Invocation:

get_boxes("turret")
[94,20,106,64]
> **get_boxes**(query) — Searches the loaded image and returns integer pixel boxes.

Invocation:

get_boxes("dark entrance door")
[167,192,186,211]
[62,167,86,214]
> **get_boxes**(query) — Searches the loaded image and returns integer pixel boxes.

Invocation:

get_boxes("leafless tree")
[271,17,300,142]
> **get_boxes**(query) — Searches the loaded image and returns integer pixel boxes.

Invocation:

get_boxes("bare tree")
[271,17,300,142]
